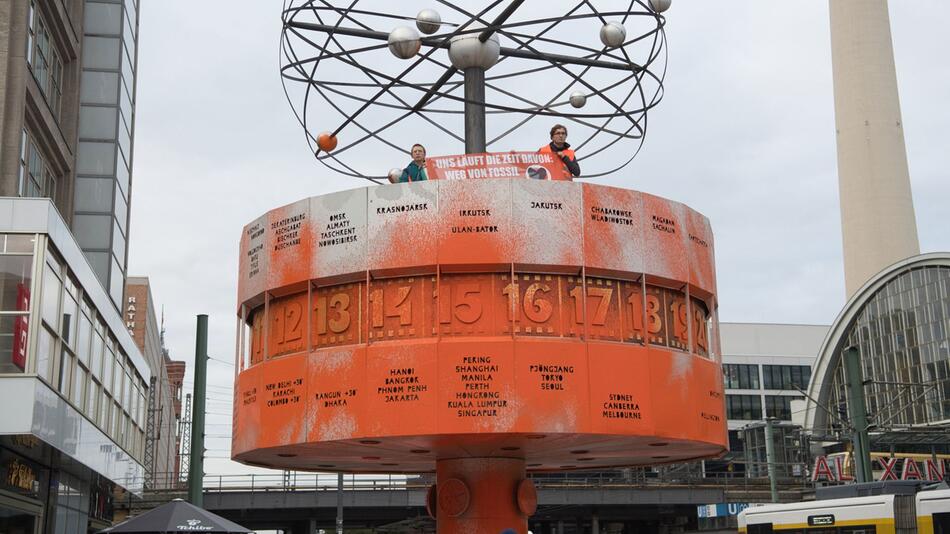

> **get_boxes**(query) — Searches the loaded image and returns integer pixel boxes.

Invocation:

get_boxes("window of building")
[112,353,123,396]
[726,394,762,420]
[18,130,58,200]
[762,365,811,390]
[86,380,99,419]
[26,241,148,459]
[137,387,145,427]
[832,266,950,427]
[57,277,80,399]
[764,395,804,421]
[39,256,62,379]
[99,390,110,428]
[120,45,134,97]
[79,106,119,140]
[57,343,73,397]
[109,258,124,305]
[0,235,36,373]
[77,141,116,176]
[728,429,744,452]
[84,2,123,35]
[111,400,121,438]
[36,324,54,382]
[82,36,121,70]
[51,471,89,534]
[80,71,119,104]
[122,365,131,407]
[26,2,64,116]
[87,327,104,420]
[723,363,760,390]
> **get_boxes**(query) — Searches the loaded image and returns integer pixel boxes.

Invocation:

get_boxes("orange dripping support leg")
[432,457,536,534]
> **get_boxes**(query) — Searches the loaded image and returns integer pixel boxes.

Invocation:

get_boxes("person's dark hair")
[411,143,426,155]
[549,124,568,137]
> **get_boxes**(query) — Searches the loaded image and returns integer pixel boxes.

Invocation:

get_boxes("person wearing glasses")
[538,124,581,178]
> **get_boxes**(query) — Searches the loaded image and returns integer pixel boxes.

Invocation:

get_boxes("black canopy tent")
[98,499,252,533]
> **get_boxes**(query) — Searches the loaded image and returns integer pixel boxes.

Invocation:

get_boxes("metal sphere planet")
[416,9,441,35]
[448,25,500,70]
[649,0,672,13]
[599,21,627,48]
[316,132,338,152]
[387,168,403,183]
[388,26,421,59]
[569,91,587,109]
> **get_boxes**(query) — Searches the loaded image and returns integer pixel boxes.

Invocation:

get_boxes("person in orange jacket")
[538,123,581,177]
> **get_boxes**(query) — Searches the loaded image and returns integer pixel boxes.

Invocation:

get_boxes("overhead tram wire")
[208,356,234,366]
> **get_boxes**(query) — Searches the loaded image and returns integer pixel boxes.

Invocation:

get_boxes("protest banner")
[425,151,570,181]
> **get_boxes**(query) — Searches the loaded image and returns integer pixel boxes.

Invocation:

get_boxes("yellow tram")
[738,489,950,534]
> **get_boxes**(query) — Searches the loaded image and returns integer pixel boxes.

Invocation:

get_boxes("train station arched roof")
[804,253,950,439]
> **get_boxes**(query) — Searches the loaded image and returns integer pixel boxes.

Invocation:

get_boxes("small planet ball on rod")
[316,132,338,152]
[448,23,500,70]
[649,0,672,13]
[388,26,422,59]
[416,9,441,35]
[599,21,626,48]
[569,91,587,109]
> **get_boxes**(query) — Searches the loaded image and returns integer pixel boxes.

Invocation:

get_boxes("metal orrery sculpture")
[280,0,671,181]
[233,2,728,533]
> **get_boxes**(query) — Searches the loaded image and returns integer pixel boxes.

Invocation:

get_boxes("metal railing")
[202,473,423,493]
[195,471,809,496]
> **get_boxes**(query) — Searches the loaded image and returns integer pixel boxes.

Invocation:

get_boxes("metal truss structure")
[280,1,668,182]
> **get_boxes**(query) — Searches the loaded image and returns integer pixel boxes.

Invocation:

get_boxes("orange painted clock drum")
[232,179,726,473]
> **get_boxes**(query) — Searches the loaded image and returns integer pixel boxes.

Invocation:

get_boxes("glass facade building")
[722,363,811,425]
[73,0,139,307]
[0,1,165,532]
[807,255,950,448]
[711,323,827,478]
[0,198,150,527]
[0,199,150,533]
[836,266,950,426]
[2,0,139,312]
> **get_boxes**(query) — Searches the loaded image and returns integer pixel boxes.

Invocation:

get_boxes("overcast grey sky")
[127,2,950,475]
